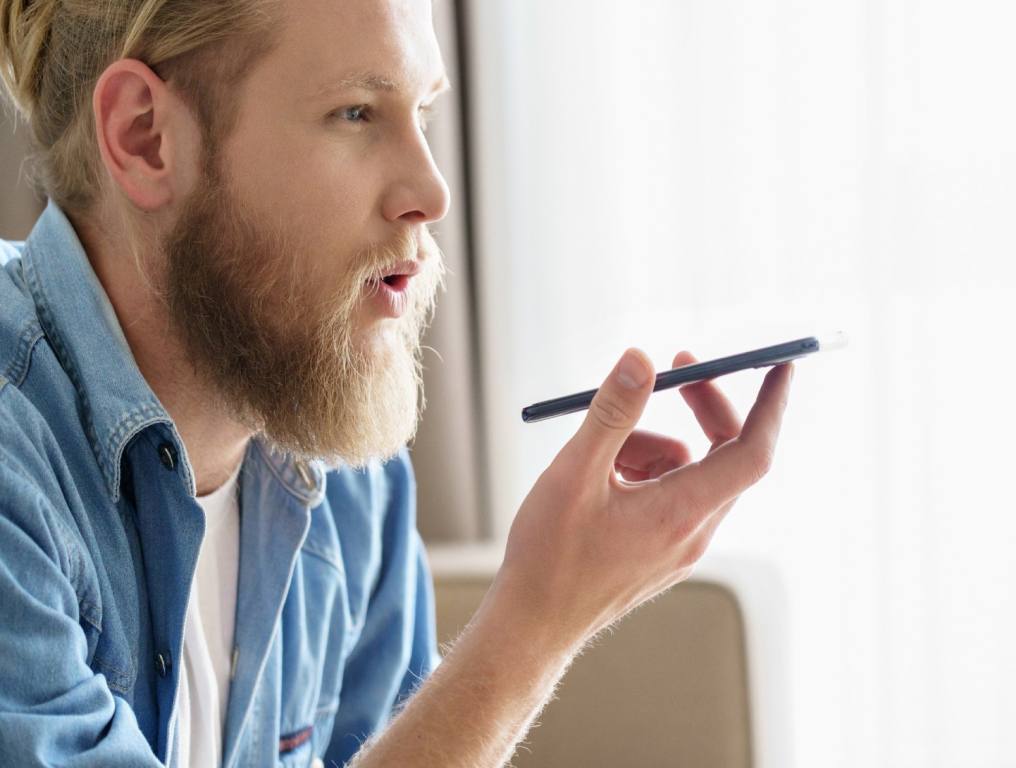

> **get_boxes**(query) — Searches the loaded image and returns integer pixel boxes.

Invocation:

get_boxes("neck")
[71,210,251,496]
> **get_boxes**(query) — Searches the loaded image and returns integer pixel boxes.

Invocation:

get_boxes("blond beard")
[161,158,444,469]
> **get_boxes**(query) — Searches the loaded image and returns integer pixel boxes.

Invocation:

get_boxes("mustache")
[307,227,446,330]
[355,228,444,302]
[355,228,427,285]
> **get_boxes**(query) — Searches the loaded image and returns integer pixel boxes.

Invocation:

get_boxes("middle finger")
[672,350,743,449]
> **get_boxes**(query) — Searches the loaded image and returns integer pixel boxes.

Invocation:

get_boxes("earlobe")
[93,59,177,213]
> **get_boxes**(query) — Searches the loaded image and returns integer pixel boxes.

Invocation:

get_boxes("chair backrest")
[431,557,753,768]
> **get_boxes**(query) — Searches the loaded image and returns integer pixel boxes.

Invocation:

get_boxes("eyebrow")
[313,72,452,99]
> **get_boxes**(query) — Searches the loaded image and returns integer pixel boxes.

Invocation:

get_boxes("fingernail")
[618,350,650,389]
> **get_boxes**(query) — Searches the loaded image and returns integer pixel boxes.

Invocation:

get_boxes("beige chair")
[428,546,792,768]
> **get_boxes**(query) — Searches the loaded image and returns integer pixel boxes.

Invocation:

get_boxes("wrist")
[352,567,583,767]
[466,568,587,670]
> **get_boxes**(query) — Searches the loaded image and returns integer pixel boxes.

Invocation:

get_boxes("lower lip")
[367,277,410,318]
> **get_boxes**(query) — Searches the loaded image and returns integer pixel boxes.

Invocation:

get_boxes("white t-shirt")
[175,461,242,768]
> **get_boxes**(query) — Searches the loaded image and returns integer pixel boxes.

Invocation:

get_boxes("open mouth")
[364,260,420,318]
[381,274,410,291]
[370,260,421,293]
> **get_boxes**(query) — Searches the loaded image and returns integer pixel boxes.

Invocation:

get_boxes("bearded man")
[0,0,793,766]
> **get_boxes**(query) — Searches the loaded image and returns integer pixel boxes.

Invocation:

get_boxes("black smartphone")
[521,333,846,423]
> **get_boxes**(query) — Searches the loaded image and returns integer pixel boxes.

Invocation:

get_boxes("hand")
[490,347,793,653]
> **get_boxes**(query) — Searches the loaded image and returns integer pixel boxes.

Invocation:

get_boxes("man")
[0,0,793,765]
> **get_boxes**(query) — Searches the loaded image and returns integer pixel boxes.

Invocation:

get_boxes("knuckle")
[673,564,697,584]
[666,521,708,570]
[589,395,633,432]
[684,536,709,565]
[747,445,775,482]
[668,515,697,546]
[674,467,710,516]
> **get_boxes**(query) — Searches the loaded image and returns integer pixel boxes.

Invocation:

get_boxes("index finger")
[658,362,793,514]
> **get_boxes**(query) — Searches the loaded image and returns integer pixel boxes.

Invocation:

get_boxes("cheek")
[223,132,381,292]
[227,125,371,229]
[276,167,376,261]
[300,167,373,230]
[285,171,379,288]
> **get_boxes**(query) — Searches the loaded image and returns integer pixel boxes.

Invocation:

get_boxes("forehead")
[267,0,444,98]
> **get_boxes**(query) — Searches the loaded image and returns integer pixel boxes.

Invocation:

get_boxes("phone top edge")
[816,331,849,352]
[650,336,818,390]
[520,333,839,423]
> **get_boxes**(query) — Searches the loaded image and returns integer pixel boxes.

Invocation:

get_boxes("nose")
[380,129,451,226]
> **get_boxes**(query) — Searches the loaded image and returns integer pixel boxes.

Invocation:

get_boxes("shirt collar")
[251,441,327,508]
[20,199,327,507]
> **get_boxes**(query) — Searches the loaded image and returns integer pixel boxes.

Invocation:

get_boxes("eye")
[332,105,371,123]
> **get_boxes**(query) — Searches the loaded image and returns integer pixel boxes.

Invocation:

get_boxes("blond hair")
[0,0,279,214]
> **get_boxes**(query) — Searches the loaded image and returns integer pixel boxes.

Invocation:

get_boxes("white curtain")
[411,0,487,542]
[465,1,1016,765]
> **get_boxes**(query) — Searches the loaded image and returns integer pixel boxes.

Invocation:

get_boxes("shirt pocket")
[279,550,350,751]
[81,609,136,696]
[73,555,135,696]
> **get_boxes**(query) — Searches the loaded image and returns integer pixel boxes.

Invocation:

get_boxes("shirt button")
[158,442,177,471]
[295,460,314,490]
[154,651,170,678]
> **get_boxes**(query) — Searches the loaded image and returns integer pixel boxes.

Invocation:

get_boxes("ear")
[92,58,200,213]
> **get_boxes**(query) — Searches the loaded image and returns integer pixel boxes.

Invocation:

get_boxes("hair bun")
[0,0,58,120]
[0,0,277,213]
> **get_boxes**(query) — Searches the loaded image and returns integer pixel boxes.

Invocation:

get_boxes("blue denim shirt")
[0,201,440,767]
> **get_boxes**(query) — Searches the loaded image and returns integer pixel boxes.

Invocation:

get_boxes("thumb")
[568,348,655,471]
